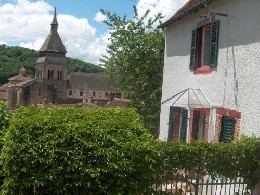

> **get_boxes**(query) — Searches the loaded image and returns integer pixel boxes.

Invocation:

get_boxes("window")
[190,19,220,72]
[168,106,188,142]
[191,111,205,140]
[48,70,50,79]
[80,91,83,96]
[60,71,63,80]
[93,91,96,97]
[69,90,72,96]
[219,116,236,143]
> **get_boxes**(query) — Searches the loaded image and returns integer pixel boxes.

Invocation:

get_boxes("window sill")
[195,66,212,75]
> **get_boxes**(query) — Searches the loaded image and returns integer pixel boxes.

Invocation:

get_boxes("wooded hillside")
[0,45,104,85]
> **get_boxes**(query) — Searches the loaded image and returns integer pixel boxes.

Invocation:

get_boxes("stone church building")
[0,9,121,109]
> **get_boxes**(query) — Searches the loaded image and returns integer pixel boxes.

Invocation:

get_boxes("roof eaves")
[158,0,216,29]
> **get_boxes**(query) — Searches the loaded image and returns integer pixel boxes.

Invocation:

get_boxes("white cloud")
[94,11,107,23]
[0,0,189,64]
[136,0,188,24]
[0,0,107,64]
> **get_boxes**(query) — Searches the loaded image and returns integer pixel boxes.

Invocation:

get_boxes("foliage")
[161,138,260,187]
[100,6,165,135]
[0,105,259,193]
[0,101,9,148]
[0,101,10,188]
[0,45,103,85]
[1,107,160,194]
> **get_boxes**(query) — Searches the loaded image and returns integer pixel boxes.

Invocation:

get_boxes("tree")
[0,45,103,85]
[100,6,165,135]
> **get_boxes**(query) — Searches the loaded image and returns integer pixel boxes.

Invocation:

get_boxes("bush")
[0,101,9,145]
[1,105,259,193]
[1,107,160,194]
[161,138,260,186]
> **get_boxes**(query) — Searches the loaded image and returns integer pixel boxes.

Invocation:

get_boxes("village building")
[0,8,121,109]
[158,0,260,142]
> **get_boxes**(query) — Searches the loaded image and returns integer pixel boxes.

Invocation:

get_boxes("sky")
[0,0,189,65]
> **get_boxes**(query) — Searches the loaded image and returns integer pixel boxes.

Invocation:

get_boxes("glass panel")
[204,42,210,54]
[204,54,210,65]
[205,28,211,41]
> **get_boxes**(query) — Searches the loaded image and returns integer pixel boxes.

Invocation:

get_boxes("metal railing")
[147,170,258,195]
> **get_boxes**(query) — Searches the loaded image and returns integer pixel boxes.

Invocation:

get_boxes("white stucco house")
[158,0,260,142]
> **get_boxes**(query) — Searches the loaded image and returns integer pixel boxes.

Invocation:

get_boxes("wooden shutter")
[219,116,236,143]
[168,106,174,141]
[180,108,188,142]
[210,20,220,68]
[190,29,197,69]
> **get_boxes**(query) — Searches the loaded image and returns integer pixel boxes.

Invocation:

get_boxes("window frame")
[189,17,220,74]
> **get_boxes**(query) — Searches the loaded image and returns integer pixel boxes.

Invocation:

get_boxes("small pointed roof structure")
[39,7,67,54]
[162,88,212,108]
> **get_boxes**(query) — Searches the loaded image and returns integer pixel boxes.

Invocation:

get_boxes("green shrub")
[1,105,259,193]
[0,101,9,144]
[161,138,260,186]
[1,107,160,194]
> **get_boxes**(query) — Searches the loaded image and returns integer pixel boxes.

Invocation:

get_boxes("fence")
[147,170,259,195]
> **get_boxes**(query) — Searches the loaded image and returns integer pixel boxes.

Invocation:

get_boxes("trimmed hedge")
[0,105,259,193]
[160,138,259,186]
[1,107,160,194]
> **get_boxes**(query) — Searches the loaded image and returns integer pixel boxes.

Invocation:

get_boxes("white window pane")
[204,54,210,65]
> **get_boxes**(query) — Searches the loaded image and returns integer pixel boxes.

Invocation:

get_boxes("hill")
[0,45,104,85]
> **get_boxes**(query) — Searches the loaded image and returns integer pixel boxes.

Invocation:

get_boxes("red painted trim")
[195,66,212,75]
[197,18,211,28]
[216,108,241,119]
[192,108,211,114]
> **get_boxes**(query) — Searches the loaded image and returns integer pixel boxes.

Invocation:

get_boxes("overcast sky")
[0,0,188,64]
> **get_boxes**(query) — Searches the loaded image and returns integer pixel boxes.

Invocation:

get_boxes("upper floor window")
[190,19,220,74]
[80,91,83,96]
[69,90,72,96]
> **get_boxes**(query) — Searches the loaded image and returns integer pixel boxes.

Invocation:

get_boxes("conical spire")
[50,7,58,32]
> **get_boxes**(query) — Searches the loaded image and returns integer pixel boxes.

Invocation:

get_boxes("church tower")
[35,8,67,101]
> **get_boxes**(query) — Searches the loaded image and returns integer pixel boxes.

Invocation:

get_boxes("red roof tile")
[8,74,32,82]
[105,98,130,108]
[0,83,8,91]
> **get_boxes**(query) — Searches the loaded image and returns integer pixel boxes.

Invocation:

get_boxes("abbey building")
[0,9,121,109]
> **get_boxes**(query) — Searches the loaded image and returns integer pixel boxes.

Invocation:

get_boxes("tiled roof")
[0,91,7,100]
[158,0,217,28]
[39,31,67,54]
[105,98,130,108]
[8,75,32,82]
[14,79,55,89]
[0,83,8,91]
[67,72,120,91]
[37,102,101,108]
[39,8,67,54]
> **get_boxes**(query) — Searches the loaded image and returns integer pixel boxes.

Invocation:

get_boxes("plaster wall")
[159,0,260,140]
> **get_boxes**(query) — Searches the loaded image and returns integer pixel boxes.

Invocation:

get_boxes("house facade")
[159,0,260,142]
